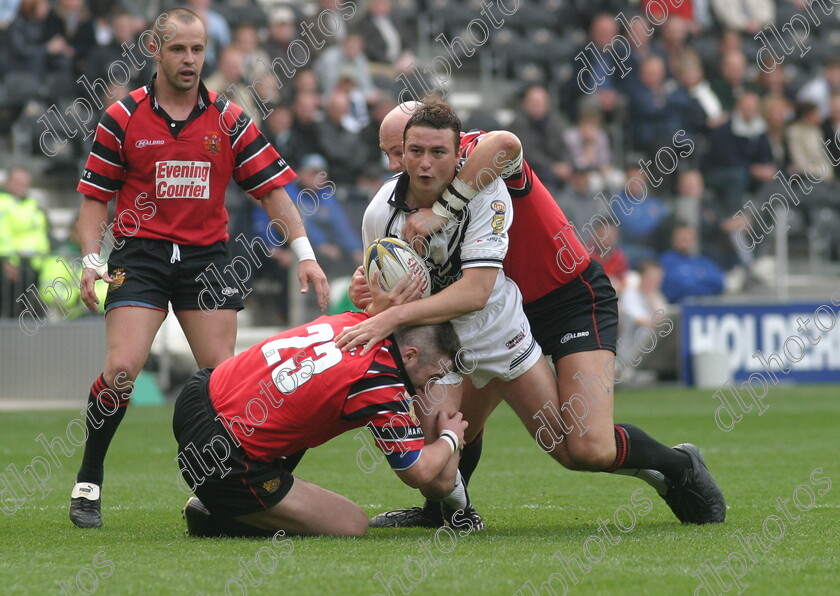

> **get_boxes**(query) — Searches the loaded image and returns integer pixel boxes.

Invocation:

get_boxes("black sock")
[607,423,691,481]
[458,428,484,486]
[76,374,131,486]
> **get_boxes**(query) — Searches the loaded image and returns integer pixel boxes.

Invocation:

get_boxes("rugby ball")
[364,237,431,298]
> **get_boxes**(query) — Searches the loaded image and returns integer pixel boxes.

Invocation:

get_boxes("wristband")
[290,237,316,262]
[432,177,479,219]
[82,253,108,278]
[439,429,459,454]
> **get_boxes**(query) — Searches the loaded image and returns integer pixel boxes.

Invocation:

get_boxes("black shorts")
[523,260,618,362]
[104,237,244,313]
[172,368,294,518]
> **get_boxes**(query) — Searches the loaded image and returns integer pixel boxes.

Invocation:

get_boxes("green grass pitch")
[1,384,837,595]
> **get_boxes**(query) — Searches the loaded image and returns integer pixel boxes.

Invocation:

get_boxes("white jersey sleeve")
[459,179,513,270]
[361,177,400,247]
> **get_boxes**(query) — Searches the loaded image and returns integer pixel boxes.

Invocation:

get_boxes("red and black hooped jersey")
[460,131,591,303]
[77,79,295,246]
[208,312,425,469]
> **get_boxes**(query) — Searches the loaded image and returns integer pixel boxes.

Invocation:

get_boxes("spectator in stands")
[676,53,726,135]
[756,65,796,103]
[710,50,750,112]
[797,59,840,121]
[674,169,743,270]
[660,223,725,303]
[702,92,776,214]
[288,90,325,169]
[231,21,271,84]
[787,101,835,183]
[292,68,320,95]
[821,92,840,178]
[334,68,371,133]
[316,90,370,186]
[710,0,774,34]
[263,5,298,61]
[356,0,412,68]
[85,10,152,89]
[510,84,571,190]
[589,219,629,294]
[0,166,51,318]
[611,162,672,267]
[263,104,295,159]
[763,94,791,171]
[44,0,96,76]
[658,15,693,78]
[290,154,364,271]
[185,0,230,75]
[562,107,623,193]
[617,258,668,376]
[204,46,261,124]
[625,55,692,154]
[568,13,624,120]
[6,0,52,77]
[314,31,376,100]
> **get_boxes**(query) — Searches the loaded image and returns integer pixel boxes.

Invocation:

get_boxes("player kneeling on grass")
[173,312,466,537]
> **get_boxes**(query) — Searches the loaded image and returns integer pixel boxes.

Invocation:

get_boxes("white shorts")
[444,274,542,389]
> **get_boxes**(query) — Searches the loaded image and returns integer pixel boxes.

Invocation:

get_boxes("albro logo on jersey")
[491,201,506,234]
[560,331,590,344]
[155,160,211,199]
[136,139,165,148]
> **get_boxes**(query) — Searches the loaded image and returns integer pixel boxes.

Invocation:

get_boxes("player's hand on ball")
[335,309,400,355]
[348,266,372,309]
[367,270,424,316]
[298,259,330,311]
[402,208,448,256]
[80,263,112,312]
[438,411,467,450]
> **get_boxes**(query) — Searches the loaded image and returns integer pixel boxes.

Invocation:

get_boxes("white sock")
[442,470,468,511]
[613,468,669,496]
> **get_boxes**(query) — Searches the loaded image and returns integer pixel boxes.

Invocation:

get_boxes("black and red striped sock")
[606,423,690,481]
[75,374,132,486]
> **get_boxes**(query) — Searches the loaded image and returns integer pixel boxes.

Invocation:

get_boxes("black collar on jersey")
[385,334,418,397]
[146,74,211,138]
[386,172,417,213]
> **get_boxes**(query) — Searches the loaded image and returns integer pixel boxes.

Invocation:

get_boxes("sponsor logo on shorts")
[560,331,590,344]
[221,287,239,296]
[135,139,165,148]
[109,268,126,290]
[155,160,211,199]
[262,477,282,494]
[505,330,525,350]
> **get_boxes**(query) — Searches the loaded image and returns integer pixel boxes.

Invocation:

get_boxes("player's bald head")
[379,101,422,172]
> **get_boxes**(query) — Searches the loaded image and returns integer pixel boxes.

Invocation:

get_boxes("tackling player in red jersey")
[174,312,467,537]
[69,8,328,529]
[349,101,725,528]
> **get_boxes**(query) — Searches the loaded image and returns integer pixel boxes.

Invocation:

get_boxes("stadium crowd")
[2,0,840,334]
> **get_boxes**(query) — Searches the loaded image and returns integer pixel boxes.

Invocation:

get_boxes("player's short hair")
[403,100,461,151]
[394,322,462,372]
[157,7,204,40]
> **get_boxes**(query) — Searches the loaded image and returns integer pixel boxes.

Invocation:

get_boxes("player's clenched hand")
[366,270,423,316]
[348,266,372,309]
[437,411,468,450]
[297,259,330,311]
[80,265,112,312]
[335,309,400,354]
[402,208,448,256]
